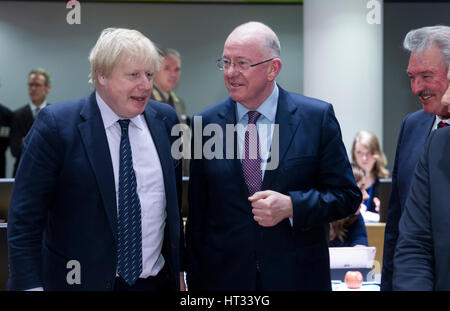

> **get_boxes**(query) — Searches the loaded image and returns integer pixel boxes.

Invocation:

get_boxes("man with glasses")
[185,21,360,291]
[10,69,51,176]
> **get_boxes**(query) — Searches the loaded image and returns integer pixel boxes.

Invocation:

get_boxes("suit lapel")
[78,93,118,243]
[25,106,35,127]
[422,112,435,137]
[262,87,301,190]
[411,112,435,155]
[217,99,250,194]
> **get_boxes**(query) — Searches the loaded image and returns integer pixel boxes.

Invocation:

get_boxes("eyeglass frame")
[216,57,275,71]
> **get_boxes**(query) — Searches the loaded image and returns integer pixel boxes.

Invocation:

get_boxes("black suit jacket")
[393,126,450,290]
[10,104,36,176]
[0,104,12,177]
[185,86,361,291]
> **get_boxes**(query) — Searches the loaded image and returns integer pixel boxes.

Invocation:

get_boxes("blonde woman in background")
[352,130,390,214]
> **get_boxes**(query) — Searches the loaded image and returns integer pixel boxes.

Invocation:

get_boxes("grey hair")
[29,68,51,86]
[160,48,181,61]
[403,25,450,70]
[232,21,281,58]
[264,32,281,58]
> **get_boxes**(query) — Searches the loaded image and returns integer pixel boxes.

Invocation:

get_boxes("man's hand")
[249,190,293,227]
[373,197,381,212]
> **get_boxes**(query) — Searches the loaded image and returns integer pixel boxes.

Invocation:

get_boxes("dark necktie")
[242,111,262,196]
[117,119,142,286]
[438,121,449,129]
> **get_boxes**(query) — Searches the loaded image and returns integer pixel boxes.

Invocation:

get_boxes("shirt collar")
[95,91,145,130]
[29,100,47,110]
[433,115,450,130]
[436,115,450,124]
[236,83,279,123]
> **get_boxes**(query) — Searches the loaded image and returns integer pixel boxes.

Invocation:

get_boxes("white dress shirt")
[96,92,167,279]
[29,101,47,118]
[235,83,279,178]
[432,115,450,131]
[26,95,167,291]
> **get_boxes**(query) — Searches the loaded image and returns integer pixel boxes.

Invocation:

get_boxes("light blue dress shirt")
[235,83,279,179]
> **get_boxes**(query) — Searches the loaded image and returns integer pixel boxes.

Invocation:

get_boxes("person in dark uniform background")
[152,48,190,216]
[152,48,189,126]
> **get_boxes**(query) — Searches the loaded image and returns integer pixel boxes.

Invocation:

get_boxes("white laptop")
[329,246,376,269]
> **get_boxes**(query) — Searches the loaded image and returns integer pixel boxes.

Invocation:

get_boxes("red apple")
[345,271,363,289]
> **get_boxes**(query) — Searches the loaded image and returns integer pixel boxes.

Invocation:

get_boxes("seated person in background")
[329,164,369,247]
[151,48,189,125]
[351,130,389,215]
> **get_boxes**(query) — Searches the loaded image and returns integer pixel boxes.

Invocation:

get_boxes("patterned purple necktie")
[438,121,449,129]
[242,111,262,196]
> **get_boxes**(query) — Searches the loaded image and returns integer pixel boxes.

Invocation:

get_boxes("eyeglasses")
[217,58,274,71]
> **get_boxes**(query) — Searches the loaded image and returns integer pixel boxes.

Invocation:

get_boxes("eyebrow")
[407,70,434,76]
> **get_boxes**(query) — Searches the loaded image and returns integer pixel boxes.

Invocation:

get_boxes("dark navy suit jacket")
[185,86,361,291]
[7,92,183,290]
[393,126,450,290]
[381,109,435,290]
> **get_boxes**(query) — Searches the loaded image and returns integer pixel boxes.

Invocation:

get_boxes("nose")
[224,64,240,78]
[411,77,423,95]
[442,86,450,107]
[138,75,152,90]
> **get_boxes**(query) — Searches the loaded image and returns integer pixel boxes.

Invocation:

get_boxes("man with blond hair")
[7,28,184,291]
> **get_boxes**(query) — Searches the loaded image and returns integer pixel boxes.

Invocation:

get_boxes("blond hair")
[88,28,162,86]
[351,130,389,179]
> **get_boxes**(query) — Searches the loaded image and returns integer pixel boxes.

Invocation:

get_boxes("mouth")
[420,95,433,101]
[229,82,244,88]
[418,91,434,102]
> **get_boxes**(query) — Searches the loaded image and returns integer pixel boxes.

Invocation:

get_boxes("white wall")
[0,1,303,177]
[304,0,383,158]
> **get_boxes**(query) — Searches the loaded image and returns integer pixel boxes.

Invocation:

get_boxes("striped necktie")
[117,119,142,286]
[242,111,262,196]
